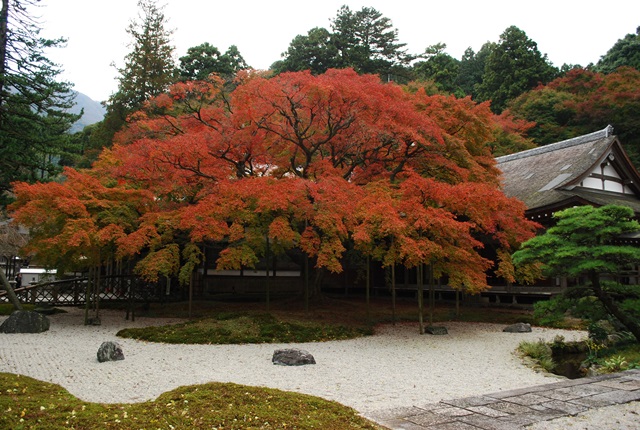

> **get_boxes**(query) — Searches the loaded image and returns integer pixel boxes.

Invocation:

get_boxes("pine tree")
[0,0,79,203]
[513,205,640,342]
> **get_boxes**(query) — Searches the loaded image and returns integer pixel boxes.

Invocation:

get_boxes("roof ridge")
[496,125,614,163]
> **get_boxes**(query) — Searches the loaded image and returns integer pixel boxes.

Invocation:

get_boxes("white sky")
[37,0,640,102]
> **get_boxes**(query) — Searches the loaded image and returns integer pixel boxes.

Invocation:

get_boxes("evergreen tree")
[331,6,413,78]
[272,27,339,75]
[178,42,223,81]
[456,43,495,100]
[513,205,640,342]
[477,26,558,113]
[0,0,79,203]
[179,43,248,81]
[217,45,249,77]
[114,0,175,111]
[94,0,175,152]
[595,26,640,74]
[275,6,413,82]
[412,43,460,95]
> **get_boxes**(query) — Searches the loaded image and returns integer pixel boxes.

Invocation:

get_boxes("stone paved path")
[365,369,640,429]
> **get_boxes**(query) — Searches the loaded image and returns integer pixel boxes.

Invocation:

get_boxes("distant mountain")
[68,91,106,133]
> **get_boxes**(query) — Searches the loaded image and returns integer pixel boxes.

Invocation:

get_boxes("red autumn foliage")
[10,69,538,292]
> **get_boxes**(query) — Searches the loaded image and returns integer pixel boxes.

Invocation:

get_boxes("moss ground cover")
[116,311,372,344]
[0,373,383,430]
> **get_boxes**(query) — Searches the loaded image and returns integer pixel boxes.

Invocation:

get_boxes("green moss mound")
[0,373,382,429]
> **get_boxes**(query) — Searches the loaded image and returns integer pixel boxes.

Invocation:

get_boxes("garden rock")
[503,322,532,333]
[272,348,316,366]
[425,326,448,335]
[0,310,50,333]
[34,305,59,315]
[97,341,125,362]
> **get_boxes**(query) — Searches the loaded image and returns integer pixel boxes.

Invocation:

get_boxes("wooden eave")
[562,137,640,196]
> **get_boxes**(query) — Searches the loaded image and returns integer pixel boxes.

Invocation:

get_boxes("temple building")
[497,125,640,225]
[496,125,640,295]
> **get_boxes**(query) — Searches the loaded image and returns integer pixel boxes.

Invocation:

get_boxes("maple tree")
[10,69,538,315]
[11,167,154,322]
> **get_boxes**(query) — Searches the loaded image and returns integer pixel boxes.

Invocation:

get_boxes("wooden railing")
[0,276,182,306]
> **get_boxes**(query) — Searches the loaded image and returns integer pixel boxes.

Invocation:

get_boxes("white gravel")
[527,402,640,429]
[0,307,587,415]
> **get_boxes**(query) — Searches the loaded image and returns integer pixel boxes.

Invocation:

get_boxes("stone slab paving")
[365,369,640,429]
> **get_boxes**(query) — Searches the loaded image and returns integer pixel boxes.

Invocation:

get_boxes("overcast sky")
[37,0,640,102]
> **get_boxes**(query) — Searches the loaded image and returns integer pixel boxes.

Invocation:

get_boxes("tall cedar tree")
[92,0,175,153]
[477,26,558,113]
[0,0,79,203]
[11,69,537,297]
[512,205,640,342]
[455,43,495,100]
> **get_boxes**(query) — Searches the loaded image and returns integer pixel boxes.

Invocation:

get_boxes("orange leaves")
[269,216,298,245]
[10,167,154,270]
[134,243,180,282]
[10,69,538,290]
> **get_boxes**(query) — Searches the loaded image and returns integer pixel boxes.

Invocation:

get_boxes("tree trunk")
[265,237,270,311]
[417,265,424,334]
[84,266,92,325]
[366,254,370,320]
[428,263,434,326]
[304,253,309,313]
[188,271,193,319]
[391,263,396,325]
[0,269,22,310]
[590,271,640,343]
[0,0,9,98]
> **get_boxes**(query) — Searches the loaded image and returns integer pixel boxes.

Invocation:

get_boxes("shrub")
[601,355,629,373]
[517,339,554,372]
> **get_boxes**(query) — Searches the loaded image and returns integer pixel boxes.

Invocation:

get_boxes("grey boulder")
[425,326,448,335]
[0,310,50,333]
[272,348,316,366]
[503,322,532,333]
[97,341,125,362]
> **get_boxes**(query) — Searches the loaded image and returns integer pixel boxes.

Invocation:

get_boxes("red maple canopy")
[11,69,537,293]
